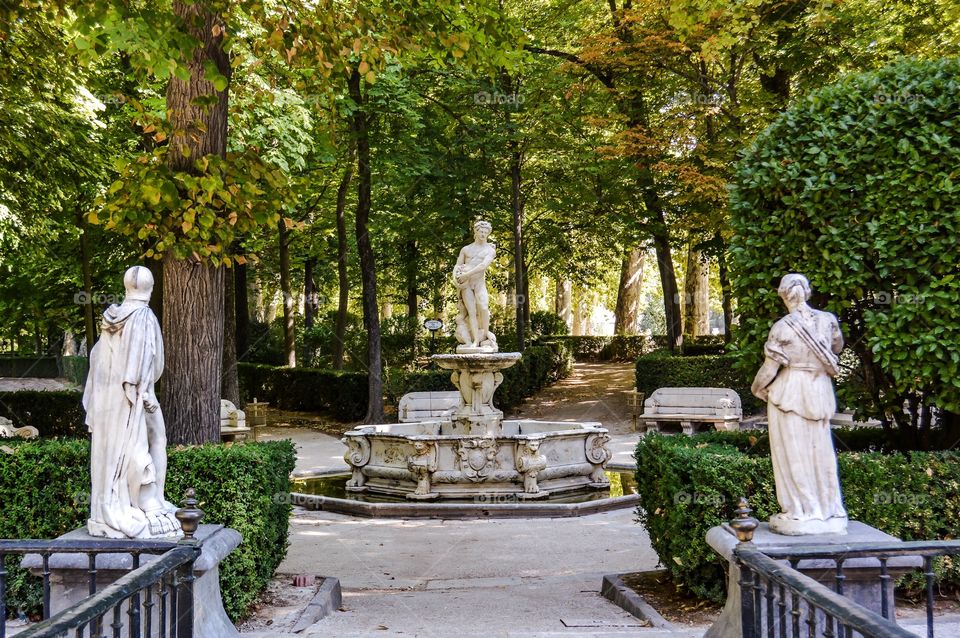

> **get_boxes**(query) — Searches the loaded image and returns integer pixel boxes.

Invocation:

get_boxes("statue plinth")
[433,352,521,437]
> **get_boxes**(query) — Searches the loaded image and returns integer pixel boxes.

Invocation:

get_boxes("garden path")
[507,362,637,435]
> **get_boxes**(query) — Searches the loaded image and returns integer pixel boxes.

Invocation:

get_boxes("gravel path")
[507,362,637,435]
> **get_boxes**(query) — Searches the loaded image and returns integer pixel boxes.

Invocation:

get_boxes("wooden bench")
[397,391,460,422]
[637,387,742,435]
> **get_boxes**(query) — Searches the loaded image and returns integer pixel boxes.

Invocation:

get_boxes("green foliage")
[237,363,368,421]
[635,431,960,602]
[730,58,960,431]
[634,352,760,412]
[243,341,572,418]
[0,439,296,621]
[528,311,569,337]
[547,335,665,362]
[95,147,289,264]
[0,391,86,437]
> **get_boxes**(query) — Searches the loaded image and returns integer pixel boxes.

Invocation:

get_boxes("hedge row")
[635,431,960,603]
[245,341,574,420]
[634,352,762,413]
[0,390,86,438]
[545,335,664,362]
[237,363,368,421]
[0,438,296,621]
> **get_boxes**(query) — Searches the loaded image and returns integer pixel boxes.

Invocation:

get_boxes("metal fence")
[0,490,203,638]
[732,502,960,638]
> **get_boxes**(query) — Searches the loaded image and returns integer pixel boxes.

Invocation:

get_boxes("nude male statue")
[453,220,497,351]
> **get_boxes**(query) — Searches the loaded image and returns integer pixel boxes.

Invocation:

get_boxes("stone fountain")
[342,221,613,500]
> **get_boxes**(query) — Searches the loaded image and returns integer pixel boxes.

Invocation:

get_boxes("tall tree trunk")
[162,255,225,444]
[77,212,96,348]
[682,244,710,337]
[614,247,645,335]
[145,258,163,327]
[235,261,249,359]
[555,279,572,331]
[510,143,525,351]
[304,258,317,331]
[348,70,384,423]
[405,240,418,320]
[716,234,733,343]
[278,222,296,368]
[650,226,682,349]
[333,147,355,371]
[222,265,240,404]
[162,0,230,444]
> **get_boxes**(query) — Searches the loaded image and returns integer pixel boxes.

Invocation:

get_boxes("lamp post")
[423,319,443,359]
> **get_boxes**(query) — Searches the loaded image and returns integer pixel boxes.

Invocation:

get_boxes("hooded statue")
[83,266,180,538]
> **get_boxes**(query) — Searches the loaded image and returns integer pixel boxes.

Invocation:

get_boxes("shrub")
[237,363,367,421]
[0,390,86,438]
[635,431,960,602]
[634,352,761,412]
[547,335,665,362]
[731,57,960,437]
[0,438,296,621]
[386,341,573,410]
[529,310,569,337]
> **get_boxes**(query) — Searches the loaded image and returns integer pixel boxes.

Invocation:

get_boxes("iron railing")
[731,501,960,638]
[0,489,205,638]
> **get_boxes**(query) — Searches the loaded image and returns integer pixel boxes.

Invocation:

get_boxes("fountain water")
[341,221,613,501]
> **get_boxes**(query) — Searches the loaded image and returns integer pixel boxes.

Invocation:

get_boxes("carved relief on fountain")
[342,435,372,491]
[585,433,613,485]
[516,438,548,496]
[407,441,439,500]
[456,438,500,482]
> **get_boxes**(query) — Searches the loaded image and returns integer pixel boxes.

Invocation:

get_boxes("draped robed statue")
[751,273,848,536]
[83,266,181,539]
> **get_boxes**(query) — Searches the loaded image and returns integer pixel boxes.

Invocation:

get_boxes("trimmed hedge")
[635,352,761,413]
[546,335,665,362]
[0,390,86,438]
[237,363,368,421]
[0,438,295,621]
[246,341,574,420]
[387,342,574,410]
[635,431,960,602]
[0,357,59,378]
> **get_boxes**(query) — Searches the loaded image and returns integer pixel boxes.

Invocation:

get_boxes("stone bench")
[0,416,38,439]
[221,399,252,441]
[397,391,460,423]
[637,387,742,435]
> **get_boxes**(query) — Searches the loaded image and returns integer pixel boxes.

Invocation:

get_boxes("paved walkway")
[244,362,683,636]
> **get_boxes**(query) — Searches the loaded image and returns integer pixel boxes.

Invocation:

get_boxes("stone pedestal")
[22,524,241,638]
[705,521,922,638]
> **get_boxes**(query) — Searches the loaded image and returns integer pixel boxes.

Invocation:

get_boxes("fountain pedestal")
[434,352,520,436]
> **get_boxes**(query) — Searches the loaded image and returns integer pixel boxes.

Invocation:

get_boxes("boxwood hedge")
[0,439,295,622]
[635,430,960,602]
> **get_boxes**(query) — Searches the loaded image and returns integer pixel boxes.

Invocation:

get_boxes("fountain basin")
[341,420,613,501]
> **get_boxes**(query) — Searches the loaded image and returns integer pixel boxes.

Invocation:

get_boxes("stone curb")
[600,573,674,630]
[291,576,342,633]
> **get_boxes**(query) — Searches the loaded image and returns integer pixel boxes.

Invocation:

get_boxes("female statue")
[751,273,848,535]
